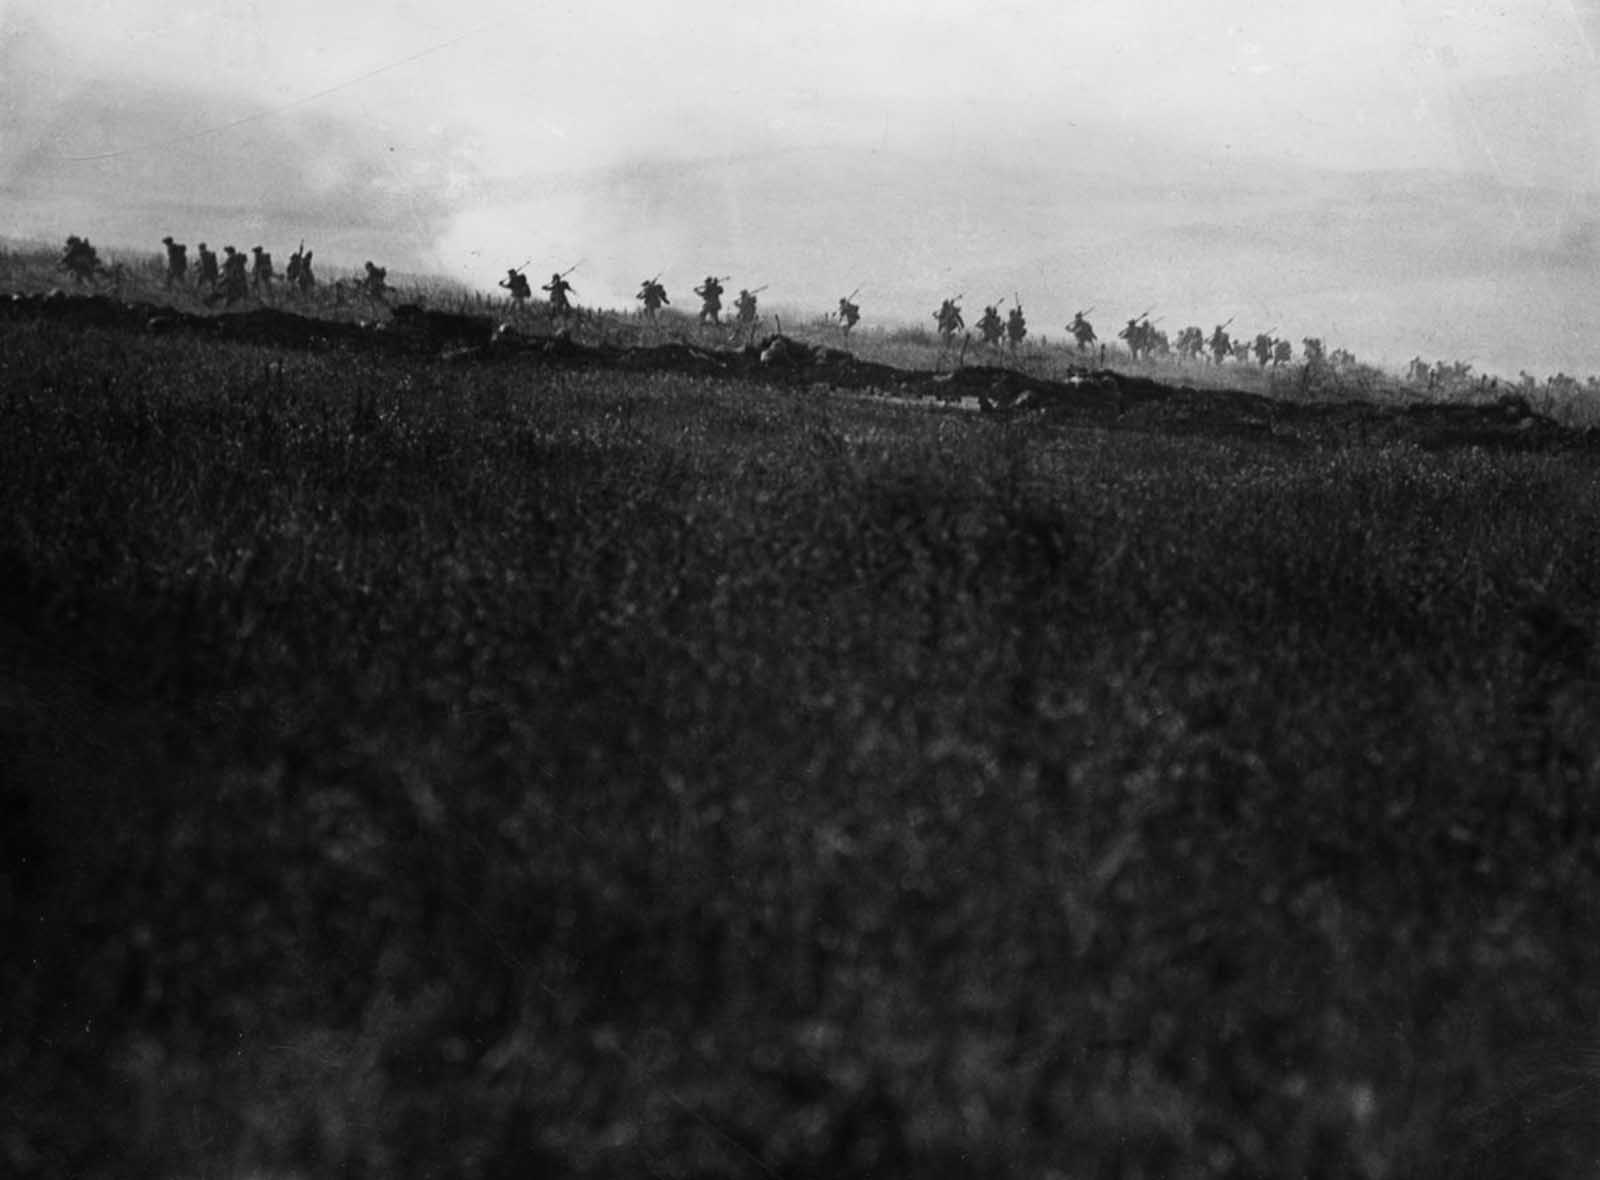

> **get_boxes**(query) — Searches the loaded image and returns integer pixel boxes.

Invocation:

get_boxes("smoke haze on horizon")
[6,0,1600,377]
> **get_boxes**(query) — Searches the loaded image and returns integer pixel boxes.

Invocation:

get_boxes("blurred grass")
[3,314,1600,1179]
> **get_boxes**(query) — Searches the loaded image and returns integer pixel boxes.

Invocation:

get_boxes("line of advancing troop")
[59,235,396,308]
[935,295,1314,369]
[55,236,1314,367]
[494,266,863,342]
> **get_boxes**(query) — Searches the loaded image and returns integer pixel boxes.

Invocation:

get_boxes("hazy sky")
[5,0,1600,375]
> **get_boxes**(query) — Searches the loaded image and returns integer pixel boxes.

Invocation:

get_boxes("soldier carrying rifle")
[1209,321,1233,365]
[637,275,669,318]
[695,275,725,324]
[286,242,316,294]
[1120,314,1155,362]
[1007,299,1027,349]
[1068,309,1096,353]
[837,291,861,337]
[543,269,577,318]
[500,267,532,307]
[934,296,965,342]
[978,304,1004,347]
[732,284,764,340]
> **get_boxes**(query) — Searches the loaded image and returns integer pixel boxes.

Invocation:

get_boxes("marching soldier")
[251,246,275,293]
[59,235,103,284]
[1119,317,1150,361]
[285,243,314,293]
[363,261,390,301]
[934,297,964,342]
[978,305,1004,347]
[195,242,219,291]
[1253,332,1273,367]
[1272,338,1293,367]
[219,246,250,306]
[837,295,861,336]
[1006,303,1027,349]
[1068,310,1096,353]
[734,288,759,336]
[695,275,724,324]
[161,236,188,289]
[543,271,575,318]
[636,276,669,318]
[500,267,532,307]
[1209,324,1232,365]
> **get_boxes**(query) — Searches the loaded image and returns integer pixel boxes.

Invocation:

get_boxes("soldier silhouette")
[219,247,249,305]
[934,298,964,342]
[1006,304,1027,349]
[195,243,219,291]
[978,305,1004,347]
[734,288,759,336]
[543,272,576,318]
[1209,324,1232,365]
[695,276,725,324]
[636,277,669,318]
[161,236,188,289]
[501,268,532,307]
[59,236,103,284]
[1068,311,1096,353]
[837,296,861,336]
[250,246,274,293]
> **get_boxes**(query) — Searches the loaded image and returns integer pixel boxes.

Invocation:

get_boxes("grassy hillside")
[3,312,1600,1178]
[10,243,1600,428]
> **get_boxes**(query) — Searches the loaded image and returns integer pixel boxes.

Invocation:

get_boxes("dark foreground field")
[4,316,1600,1179]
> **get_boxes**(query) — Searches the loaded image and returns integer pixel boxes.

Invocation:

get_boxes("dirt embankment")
[4,290,1592,452]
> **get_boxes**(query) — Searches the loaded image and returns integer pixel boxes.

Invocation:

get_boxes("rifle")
[1078,306,1095,318]
[750,284,769,294]
[1219,315,1235,330]
[1136,305,1156,321]
[847,286,861,301]
[559,261,581,278]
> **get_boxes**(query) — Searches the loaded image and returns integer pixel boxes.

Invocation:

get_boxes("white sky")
[6,0,1600,374]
